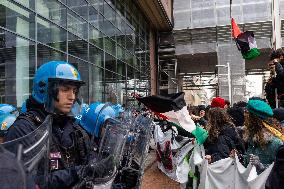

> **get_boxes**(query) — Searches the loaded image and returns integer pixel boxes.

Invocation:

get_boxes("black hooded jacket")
[204,124,245,163]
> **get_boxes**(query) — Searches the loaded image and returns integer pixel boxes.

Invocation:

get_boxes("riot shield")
[1,115,52,188]
[76,118,128,189]
[98,118,128,165]
[117,114,152,189]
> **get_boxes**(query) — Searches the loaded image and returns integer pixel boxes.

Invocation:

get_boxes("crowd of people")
[182,48,284,188]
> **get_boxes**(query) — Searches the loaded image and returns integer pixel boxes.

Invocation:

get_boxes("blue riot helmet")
[0,104,19,138]
[32,61,85,116]
[0,104,18,115]
[79,102,116,137]
[111,104,124,117]
[74,103,89,124]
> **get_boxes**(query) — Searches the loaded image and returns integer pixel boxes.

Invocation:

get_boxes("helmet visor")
[45,78,84,116]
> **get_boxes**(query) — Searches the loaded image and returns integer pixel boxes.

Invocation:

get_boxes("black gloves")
[74,155,115,188]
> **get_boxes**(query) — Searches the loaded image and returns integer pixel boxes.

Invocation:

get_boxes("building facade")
[0,0,173,107]
[170,0,284,104]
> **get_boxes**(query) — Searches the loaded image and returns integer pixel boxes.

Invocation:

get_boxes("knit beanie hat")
[211,97,226,108]
[247,99,273,119]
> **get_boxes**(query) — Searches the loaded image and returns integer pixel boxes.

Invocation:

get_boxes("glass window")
[89,64,104,102]
[67,0,88,19]
[89,0,103,13]
[116,16,125,34]
[117,45,125,61]
[89,25,103,49]
[68,32,88,61]
[105,0,115,9]
[89,6,98,28]
[125,51,133,66]
[126,37,133,54]
[0,1,35,39]
[117,60,126,77]
[67,10,87,39]
[116,0,125,17]
[104,1,115,25]
[104,36,116,56]
[37,43,66,67]
[0,31,35,107]
[36,0,67,28]
[127,64,134,80]
[116,33,125,48]
[102,19,116,37]
[105,70,118,103]
[133,56,139,69]
[117,60,126,105]
[89,44,104,67]
[37,16,67,51]
[68,56,89,102]
[14,0,35,10]
[105,53,116,73]
[125,23,134,39]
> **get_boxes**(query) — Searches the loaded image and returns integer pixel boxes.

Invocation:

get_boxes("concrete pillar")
[150,30,157,95]
[217,43,246,104]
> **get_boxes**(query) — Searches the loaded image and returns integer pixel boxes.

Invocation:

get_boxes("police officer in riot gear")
[0,104,18,143]
[5,61,92,189]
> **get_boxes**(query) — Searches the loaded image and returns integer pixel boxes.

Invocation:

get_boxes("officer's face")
[54,84,78,114]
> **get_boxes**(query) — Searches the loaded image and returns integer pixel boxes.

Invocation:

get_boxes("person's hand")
[191,114,200,121]
[268,61,276,70]
[78,155,115,180]
[273,58,280,64]
[205,155,212,163]
[119,168,139,188]
[199,110,205,118]
[230,149,237,158]
[249,154,265,171]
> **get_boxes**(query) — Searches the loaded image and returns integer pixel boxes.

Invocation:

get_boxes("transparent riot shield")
[80,118,128,189]
[116,114,152,189]
[1,115,52,189]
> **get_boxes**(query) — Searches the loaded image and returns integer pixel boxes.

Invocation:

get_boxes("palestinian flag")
[137,92,208,144]
[231,18,260,60]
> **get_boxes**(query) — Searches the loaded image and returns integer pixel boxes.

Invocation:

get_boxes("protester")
[265,49,284,108]
[210,97,226,109]
[273,108,284,127]
[244,99,283,173]
[204,107,245,163]
[224,100,231,109]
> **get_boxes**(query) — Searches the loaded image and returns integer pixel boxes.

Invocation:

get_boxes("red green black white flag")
[231,18,260,60]
[137,92,208,144]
